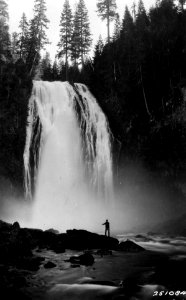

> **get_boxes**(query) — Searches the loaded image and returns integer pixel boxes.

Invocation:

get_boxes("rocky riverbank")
[1,220,185,300]
[0,219,145,271]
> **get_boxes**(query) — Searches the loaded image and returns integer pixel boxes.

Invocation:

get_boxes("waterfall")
[23,81,113,230]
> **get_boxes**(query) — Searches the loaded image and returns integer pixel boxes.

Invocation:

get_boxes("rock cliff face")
[0,60,32,192]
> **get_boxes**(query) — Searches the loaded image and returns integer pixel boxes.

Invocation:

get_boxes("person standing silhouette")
[102,219,110,237]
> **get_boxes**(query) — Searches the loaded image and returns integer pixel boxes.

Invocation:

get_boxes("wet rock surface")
[96,249,113,256]
[118,240,145,252]
[63,229,119,250]
[44,261,57,269]
[1,220,185,299]
[69,252,95,266]
[0,220,119,273]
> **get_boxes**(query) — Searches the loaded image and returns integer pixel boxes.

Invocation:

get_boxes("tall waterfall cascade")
[23,81,113,230]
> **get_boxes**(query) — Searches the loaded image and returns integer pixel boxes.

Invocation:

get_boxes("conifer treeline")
[0,0,92,188]
[1,0,92,80]
[41,0,119,81]
[85,0,186,180]
[57,0,92,79]
[41,0,186,183]
[1,0,186,189]
[0,0,34,188]
[2,0,50,74]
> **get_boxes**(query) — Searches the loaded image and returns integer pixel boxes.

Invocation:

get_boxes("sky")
[8,0,155,60]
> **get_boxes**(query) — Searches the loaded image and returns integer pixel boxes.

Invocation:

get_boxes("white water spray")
[23,81,113,231]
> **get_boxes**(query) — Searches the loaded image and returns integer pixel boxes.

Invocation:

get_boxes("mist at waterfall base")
[1,81,186,234]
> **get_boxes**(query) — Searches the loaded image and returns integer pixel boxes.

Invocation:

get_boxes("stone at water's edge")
[96,249,112,256]
[44,261,57,269]
[118,240,145,252]
[0,220,119,269]
[64,229,119,250]
[0,220,145,264]
[69,253,95,266]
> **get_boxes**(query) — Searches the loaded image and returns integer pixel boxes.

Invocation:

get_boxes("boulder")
[135,234,153,242]
[96,249,112,256]
[0,220,12,231]
[71,264,80,268]
[64,229,119,250]
[45,228,60,235]
[16,256,45,271]
[0,220,120,266]
[69,253,95,266]
[79,253,95,265]
[49,241,65,253]
[118,240,145,252]
[12,221,20,231]
[44,261,57,269]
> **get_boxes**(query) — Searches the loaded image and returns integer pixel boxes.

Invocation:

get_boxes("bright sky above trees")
[8,0,155,59]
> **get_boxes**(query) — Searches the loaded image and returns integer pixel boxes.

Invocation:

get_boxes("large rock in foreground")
[118,240,145,252]
[62,229,119,250]
[69,252,95,266]
[0,220,45,271]
[0,220,119,262]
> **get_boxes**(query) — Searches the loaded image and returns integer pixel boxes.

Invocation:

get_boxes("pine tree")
[0,0,10,60]
[33,0,49,51]
[11,32,19,61]
[113,13,121,40]
[26,0,49,73]
[178,0,186,11]
[40,51,52,80]
[52,59,59,80]
[131,2,136,21]
[25,19,39,72]
[119,6,136,103]
[97,0,117,43]
[71,0,92,66]
[58,0,73,80]
[136,0,149,31]
[94,35,104,57]
[121,6,134,38]
[79,0,92,65]
[136,1,151,117]
[135,0,149,59]
[18,13,29,61]
[0,0,8,18]
[41,51,51,67]
[71,5,81,66]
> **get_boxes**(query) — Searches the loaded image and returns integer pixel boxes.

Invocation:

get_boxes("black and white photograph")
[0,0,186,299]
